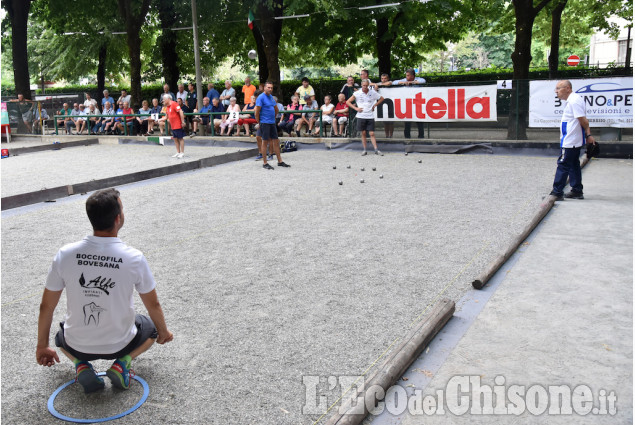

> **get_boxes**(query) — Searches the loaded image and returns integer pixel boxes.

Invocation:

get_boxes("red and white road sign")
[567,55,581,66]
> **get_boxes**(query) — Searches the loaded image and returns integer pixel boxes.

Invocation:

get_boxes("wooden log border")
[325,298,455,425]
[472,156,591,289]
[1,148,258,210]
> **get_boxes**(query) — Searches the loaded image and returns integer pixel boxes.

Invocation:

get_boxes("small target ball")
[380,175,384,179]
[347,165,351,169]
[418,159,422,163]
[339,180,343,185]
[361,168,365,171]
[360,179,365,183]
[405,152,408,156]
[372,167,376,171]
[333,166,337,169]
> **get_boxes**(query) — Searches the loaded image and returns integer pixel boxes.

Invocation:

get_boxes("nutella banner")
[374,85,497,122]
[529,77,633,128]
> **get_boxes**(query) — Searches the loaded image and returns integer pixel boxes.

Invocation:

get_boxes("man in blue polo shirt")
[549,80,596,200]
[255,82,290,170]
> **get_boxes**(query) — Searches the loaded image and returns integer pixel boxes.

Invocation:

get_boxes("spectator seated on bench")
[96,102,115,134]
[295,95,318,136]
[333,93,349,137]
[278,95,302,137]
[237,95,257,136]
[312,95,335,137]
[219,97,240,136]
[146,98,161,135]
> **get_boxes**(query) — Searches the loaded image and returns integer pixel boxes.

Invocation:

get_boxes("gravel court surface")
[1,143,244,197]
[2,149,556,424]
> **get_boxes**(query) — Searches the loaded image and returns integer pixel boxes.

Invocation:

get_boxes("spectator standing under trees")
[393,68,426,138]
[102,90,115,109]
[83,93,97,109]
[160,84,175,103]
[375,73,394,138]
[176,84,188,103]
[206,83,220,101]
[186,83,198,110]
[219,80,235,108]
[241,77,256,106]
[340,76,359,100]
[117,90,131,107]
[295,77,315,106]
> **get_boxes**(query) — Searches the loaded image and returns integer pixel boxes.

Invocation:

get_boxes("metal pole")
[191,0,203,110]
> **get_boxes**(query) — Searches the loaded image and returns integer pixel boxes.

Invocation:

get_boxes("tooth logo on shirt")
[83,302,106,326]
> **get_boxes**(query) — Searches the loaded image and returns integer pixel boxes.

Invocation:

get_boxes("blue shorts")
[172,128,186,139]
[55,314,158,361]
[259,123,278,140]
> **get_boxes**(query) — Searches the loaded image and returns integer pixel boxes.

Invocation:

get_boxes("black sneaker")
[277,162,290,167]
[263,163,274,170]
[564,191,584,199]
[549,191,564,201]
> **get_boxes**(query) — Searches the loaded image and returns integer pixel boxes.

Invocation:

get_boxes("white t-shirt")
[321,104,335,122]
[45,235,157,354]
[176,91,188,102]
[560,92,587,148]
[352,89,381,119]
[84,99,98,108]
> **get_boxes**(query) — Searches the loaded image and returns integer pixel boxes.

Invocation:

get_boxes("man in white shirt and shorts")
[346,79,385,156]
[36,188,173,393]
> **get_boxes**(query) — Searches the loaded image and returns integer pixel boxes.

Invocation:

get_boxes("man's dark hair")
[265,81,274,86]
[381,73,390,78]
[405,68,416,75]
[86,188,121,231]
[361,69,369,75]
[301,77,309,83]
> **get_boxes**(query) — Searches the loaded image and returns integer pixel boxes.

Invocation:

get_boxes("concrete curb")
[1,148,258,210]
[325,298,455,425]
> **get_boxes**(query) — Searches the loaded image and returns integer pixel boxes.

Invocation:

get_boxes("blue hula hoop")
[47,372,149,423]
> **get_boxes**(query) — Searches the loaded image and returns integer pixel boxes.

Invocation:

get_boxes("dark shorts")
[259,123,278,141]
[172,128,186,139]
[55,314,158,361]
[357,118,375,132]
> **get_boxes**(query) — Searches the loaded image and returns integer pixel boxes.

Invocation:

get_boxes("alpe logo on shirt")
[79,273,116,295]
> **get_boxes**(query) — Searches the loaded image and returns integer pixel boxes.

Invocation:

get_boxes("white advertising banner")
[529,77,633,128]
[373,85,497,122]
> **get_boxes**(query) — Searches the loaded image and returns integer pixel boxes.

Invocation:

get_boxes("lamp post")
[191,0,203,110]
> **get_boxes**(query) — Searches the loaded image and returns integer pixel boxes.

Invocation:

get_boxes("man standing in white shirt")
[176,83,188,102]
[346,79,385,156]
[36,188,173,393]
[550,80,596,200]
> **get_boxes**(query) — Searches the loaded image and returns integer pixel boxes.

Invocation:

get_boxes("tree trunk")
[255,0,283,99]
[252,24,269,83]
[97,42,108,106]
[118,0,152,110]
[158,0,179,90]
[376,17,393,76]
[508,0,553,140]
[548,0,567,80]
[6,0,33,99]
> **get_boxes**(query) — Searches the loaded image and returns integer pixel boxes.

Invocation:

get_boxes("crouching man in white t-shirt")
[36,188,174,393]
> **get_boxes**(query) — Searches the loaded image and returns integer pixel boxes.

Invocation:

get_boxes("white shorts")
[337,116,348,124]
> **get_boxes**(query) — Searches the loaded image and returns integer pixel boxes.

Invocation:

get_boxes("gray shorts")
[259,123,278,140]
[55,314,157,361]
[357,118,375,132]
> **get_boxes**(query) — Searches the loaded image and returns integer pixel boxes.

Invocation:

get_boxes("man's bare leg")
[369,131,378,150]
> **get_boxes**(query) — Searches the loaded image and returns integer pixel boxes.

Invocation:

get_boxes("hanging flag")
[248,10,255,30]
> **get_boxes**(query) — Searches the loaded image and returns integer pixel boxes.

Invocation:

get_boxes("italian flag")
[248,10,254,30]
